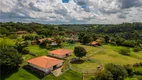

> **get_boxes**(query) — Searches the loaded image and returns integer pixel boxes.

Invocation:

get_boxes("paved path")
[51,67,63,77]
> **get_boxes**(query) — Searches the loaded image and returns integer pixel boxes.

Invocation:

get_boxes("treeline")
[91,62,142,80]
[0,22,65,37]
[0,22,142,46]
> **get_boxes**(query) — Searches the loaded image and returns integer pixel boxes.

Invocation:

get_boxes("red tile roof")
[49,49,72,56]
[91,41,99,45]
[47,38,53,41]
[27,56,63,69]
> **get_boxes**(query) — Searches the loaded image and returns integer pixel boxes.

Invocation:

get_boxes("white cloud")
[0,0,142,24]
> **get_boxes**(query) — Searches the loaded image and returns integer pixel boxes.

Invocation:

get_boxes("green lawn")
[130,51,142,59]
[71,60,98,71]
[5,68,39,80]
[134,67,142,73]
[43,70,82,80]
[91,45,142,65]
[103,44,142,59]
[0,38,17,46]
[4,68,82,80]
[26,45,48,56]
[125,77,138,80]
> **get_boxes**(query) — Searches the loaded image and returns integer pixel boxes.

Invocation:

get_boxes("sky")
[0,0,142,24]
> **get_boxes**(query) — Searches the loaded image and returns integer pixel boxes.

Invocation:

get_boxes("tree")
[22,35,35,40]
[78,32,85,43]
[121,40,137,47]
[105,63,128,80]
[104,36,110,43]
[82,34,92,44]
[0,44,23,73]
[92,34,97,41]
[74,46,87,59]
[95,70,113,80]
[133,46,141,52]
[15,41,30,53]
[115,37,124,46]
[124,64,134,77]
[118,48,130,56]
[54,35,64,46]
[59,31,65,36]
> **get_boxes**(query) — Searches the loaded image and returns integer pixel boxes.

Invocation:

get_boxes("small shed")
[91,41,101,46]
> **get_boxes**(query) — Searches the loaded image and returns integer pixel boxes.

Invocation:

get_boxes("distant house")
[48,49,72,58]
[27,56,63,74]
[31,38,47,45]
[64,38,78,43]
[31,38,57,46]
[47,38,57,46]
[91,41,101,46]
[16,30,27,34]
[47,38,54,41]
[38,38,47,43]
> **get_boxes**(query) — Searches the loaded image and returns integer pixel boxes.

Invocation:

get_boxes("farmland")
[1,22,142,80]
[1,37,142,80]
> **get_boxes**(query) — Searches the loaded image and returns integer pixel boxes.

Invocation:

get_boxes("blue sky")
[0,0,142,24]
[62,0,69,3]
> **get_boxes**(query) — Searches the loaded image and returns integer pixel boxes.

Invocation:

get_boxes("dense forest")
[0,22,142,45]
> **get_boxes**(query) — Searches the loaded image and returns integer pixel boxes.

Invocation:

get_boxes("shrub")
[137,76,142,80]
[8,34,18,39]
[133,46,142,52]
[23,35,35,40]
[134,70,142,75]
[133,62,142,67]
[22,47,30,54]
[124,65,134,77]
[121,40,137,47]
[118,48,130,56]
[95,70,113,80]
[105,63,128,80]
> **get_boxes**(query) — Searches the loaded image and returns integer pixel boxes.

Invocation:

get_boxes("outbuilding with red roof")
[91,41,101,46]
[48,49,72,58]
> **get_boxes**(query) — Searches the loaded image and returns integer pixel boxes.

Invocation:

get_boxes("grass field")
[43,70,82,80]
[71,60,98,71]
[130,51,142,59]
[26,45,48,56]
[4,68,82,80]
[5,68,39,80]
[0,38,17,46]
[91,45,142,65]
[1,38,142,80]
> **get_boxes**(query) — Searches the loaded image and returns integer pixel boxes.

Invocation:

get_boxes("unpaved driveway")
[51,67,62,77]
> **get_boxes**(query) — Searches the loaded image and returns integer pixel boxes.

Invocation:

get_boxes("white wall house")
[27,56,63,74]
[48,49,72,58]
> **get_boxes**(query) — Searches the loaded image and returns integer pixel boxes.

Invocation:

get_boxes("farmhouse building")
[27,56,63,74]
[48,49,72,58]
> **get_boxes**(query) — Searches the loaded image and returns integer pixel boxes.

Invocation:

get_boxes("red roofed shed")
[48,49,72,58]
[91,41,101,46]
